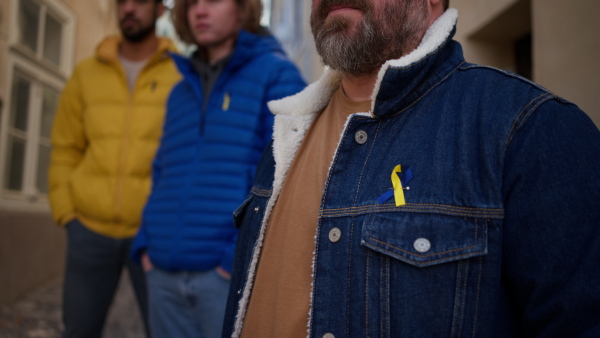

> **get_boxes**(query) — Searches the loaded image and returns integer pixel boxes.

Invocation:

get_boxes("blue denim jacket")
[224,10,600,337]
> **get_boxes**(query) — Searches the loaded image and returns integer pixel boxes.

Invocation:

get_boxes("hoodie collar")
[95,35,176,65]
[171,29,285,80]
[268,8,460,119]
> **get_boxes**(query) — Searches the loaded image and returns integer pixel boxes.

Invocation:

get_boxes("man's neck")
[120,35,159,62]
[340,72,378,102]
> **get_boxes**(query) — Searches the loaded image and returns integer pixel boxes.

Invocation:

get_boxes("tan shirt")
[241,87,371,337]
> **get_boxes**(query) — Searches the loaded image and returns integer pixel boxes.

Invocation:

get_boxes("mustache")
[120,14,139,25]
[314,0,371,20]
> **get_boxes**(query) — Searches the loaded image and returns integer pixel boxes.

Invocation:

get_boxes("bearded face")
[118,1,160,43]
[310,0,429,76]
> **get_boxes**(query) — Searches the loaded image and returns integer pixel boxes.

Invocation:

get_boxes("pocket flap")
[361,211,487,267]
[233,194,253,229]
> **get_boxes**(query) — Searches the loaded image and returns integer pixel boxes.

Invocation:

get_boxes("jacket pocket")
[361,211,488,267]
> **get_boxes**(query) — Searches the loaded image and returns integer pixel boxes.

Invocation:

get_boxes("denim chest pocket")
[361,211,488,267]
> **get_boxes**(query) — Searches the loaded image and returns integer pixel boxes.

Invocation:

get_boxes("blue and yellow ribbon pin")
[377,165,413,206]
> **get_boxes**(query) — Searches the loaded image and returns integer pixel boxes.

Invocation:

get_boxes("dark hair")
[172,0,263,45]
[444,0,449,10]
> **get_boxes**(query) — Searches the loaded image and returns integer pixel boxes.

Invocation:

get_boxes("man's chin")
[122,27,154,43]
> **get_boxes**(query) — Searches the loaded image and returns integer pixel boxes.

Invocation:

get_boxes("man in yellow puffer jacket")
[48,0,180,337]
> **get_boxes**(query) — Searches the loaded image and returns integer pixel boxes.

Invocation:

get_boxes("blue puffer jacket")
[131,30,306,273]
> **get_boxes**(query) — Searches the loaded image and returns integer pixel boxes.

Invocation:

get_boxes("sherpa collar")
[268,8,459,119]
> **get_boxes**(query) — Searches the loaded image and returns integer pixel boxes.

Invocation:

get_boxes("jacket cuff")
[219,247,235,274]
[59,213,77,227]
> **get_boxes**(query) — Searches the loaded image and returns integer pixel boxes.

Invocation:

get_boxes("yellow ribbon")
[222,92,230,111]
[391,165,406,206]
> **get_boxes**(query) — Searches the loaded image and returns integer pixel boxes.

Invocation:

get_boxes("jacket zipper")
[113,54,164,233]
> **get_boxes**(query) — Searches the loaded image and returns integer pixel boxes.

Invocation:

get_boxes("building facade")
[0,0,117,306]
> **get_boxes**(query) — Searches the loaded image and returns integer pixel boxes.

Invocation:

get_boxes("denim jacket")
[223,9,600,337]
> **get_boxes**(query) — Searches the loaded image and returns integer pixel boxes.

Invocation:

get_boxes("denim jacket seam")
[346,217,356,335]
[322,203,504,219]
[367,215,482,259]
[385,257,391,338]
[325,203,501,213]
[459,260,470,336]
[365,250,371,336]
[451,260,463,337]
[505,93,556,153]
[352,121,383,209]
[471,256,484,338]
[325,208,500,219]
[250,186,272,198]
[379,61,466,119]
[512,92,553,130]
[459,64,552,93]
[368,243,485,265]
[369,234,481,259]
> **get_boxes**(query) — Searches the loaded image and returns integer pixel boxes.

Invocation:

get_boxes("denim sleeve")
[501,98,600,336]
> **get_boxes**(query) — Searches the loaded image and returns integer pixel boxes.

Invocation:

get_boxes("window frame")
[0,0,75,212]
[9,0,76,76]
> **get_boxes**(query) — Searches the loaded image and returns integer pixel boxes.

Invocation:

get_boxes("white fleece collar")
[268,8,458,118]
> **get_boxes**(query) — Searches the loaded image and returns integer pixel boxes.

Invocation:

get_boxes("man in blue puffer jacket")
[130,0,305,337]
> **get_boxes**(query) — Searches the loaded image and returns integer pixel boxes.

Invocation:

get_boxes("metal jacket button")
[414,238,431,253]
[328,228,341,243]
[323,333,335,338]
[254,206,260,213]
[355,130,368,144]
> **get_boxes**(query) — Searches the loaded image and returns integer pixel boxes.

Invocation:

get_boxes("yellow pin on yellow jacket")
[49,36,181,238]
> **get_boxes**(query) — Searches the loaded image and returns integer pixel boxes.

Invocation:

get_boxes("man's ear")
[428,0,445,18]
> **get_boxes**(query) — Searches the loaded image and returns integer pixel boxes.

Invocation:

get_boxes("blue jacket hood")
[170,29,286,79]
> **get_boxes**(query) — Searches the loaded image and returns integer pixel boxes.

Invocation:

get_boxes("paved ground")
[0,272,145,338]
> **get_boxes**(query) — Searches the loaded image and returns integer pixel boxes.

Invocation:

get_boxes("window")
[0,0,74,209]
[16,0,66,68]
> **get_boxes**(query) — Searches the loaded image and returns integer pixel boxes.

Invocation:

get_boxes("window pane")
[4,136,26,191]
[41,87,59,139]
[36,145,51,194]
[18,0,40,52]
[43,12,63,66]
[9,72,31,132]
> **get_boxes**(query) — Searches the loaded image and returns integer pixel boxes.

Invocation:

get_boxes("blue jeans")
[62,219,149,338]
[147,267,230,338]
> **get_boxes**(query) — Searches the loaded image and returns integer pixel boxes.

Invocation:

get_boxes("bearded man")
[49,1,180,337]
[223,0,600,337]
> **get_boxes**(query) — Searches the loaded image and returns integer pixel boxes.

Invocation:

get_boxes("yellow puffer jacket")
[49,36,181,238]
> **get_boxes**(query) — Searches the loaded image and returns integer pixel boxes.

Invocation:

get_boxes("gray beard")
[313,15,382,76]
[311,1,428,76]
